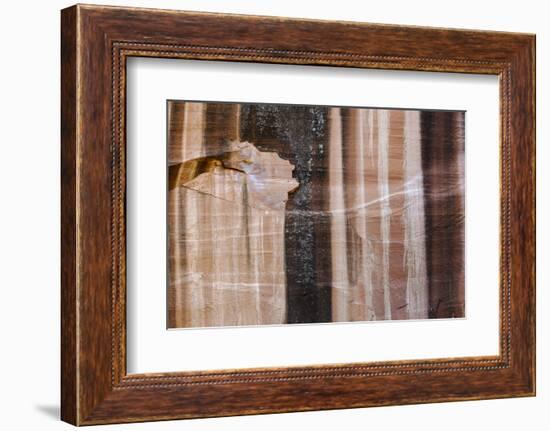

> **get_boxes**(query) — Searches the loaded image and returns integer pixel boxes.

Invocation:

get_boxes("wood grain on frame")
[61,4,535,425]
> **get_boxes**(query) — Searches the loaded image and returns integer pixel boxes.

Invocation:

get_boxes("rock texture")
[168,104,299,327]
[167,101,465,328]
[170,141,299,211]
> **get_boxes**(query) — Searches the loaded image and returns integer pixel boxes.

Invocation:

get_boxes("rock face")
[170,141,299,211]
[326,108,431,322]
[167,101,465,329]
[168,140,299,328]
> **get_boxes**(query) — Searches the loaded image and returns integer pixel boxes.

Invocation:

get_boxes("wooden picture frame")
[61,4,535,425]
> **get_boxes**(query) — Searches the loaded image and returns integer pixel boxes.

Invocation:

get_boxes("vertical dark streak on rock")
[421,111,439,318]
[204,103,239,150]
[311,107,332,322]
[445,112,465,317]
[420,111,465,318]
[456,112,466,316]
[240,103,331,323]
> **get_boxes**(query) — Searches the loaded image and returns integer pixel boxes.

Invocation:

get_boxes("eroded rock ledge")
[169,141,299,211]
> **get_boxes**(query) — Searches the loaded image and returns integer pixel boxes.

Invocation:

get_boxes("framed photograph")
[61,4,535,425]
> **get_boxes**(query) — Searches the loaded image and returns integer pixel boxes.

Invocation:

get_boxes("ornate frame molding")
[61,5,535,425]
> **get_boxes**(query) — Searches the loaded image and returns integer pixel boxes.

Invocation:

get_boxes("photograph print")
[167,101,465,329]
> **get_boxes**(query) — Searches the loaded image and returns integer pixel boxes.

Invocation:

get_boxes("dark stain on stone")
[240,104,332,323]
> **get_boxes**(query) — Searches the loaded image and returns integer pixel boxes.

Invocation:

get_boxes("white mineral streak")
[170,139,298,327]
[344,108,375,321]
[403,111,429,319]
[328,108,350,322]
[329,108,427,321]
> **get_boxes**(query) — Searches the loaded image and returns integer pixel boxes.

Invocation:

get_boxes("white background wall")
[0,0,546,429]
